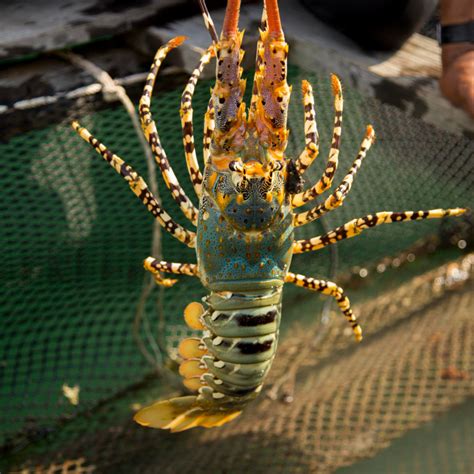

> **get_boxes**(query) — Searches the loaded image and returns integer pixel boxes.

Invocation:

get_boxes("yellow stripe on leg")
[294,79,319,174]
[203,98,215,164]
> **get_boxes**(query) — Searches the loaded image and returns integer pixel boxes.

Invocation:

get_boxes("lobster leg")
[203,98,215,164]
[139,37,200,225]
[145,259,197,276]
[180,46,215,197]
[285,272,362,341]
[293,208,466,253]
[71,122,196,247]
[293,80,319,175]
[293,125,375,226]
[292,74,344,207]
[196,0,218,167]
[144,257,198,287]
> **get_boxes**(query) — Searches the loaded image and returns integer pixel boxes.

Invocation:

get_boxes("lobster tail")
[134,285,283,432]
[134,396,241,432]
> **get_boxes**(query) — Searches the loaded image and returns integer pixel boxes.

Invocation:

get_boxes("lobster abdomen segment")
[196,286,282,402]
[202,307,279,337]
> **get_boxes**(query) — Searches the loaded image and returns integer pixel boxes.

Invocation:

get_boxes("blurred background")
[1,1,473,472]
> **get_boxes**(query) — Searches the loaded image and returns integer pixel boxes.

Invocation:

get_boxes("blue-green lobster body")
[197,185,294,291]
[193,163,295,410]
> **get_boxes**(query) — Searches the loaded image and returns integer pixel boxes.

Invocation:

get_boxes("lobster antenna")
[198,0,219,44]
[260,4,268,31]
[221,0,241,39]
[264,0,284,39]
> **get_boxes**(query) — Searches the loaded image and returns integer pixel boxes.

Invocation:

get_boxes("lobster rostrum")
[72,0,466,432]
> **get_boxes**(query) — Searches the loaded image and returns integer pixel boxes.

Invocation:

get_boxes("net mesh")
[1,59,473,473]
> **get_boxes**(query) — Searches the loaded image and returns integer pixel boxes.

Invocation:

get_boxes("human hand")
[440,45,474,119]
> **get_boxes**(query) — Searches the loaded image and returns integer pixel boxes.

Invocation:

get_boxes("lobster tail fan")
[198,411,242,428]
[133,395,242,432]
[134,396,197,429]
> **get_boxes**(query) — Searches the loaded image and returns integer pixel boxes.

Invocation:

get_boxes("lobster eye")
[229,160,243,173]
[271,161,283,172]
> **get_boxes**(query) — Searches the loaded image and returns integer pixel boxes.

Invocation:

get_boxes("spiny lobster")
[72,0,466,432]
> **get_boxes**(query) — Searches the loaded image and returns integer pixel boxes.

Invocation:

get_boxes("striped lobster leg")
[198,0,219,45]
[285,272,362,341]
[196,0,218,168]
[139,37,199,225]
[143,257,198,287]
[180,46,215,197]
[293,125,375,227]
[196,2,218,165]
[71,122,196,247]
[293,208,467,253]
[293,80,319,175]
[292,74,344,207]
[203,98,215,164]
